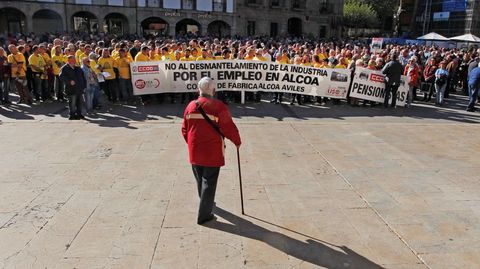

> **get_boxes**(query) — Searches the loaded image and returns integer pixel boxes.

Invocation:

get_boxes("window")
[164,0,181,8]
[147,0,161,7]
[75,0,92,4]
[246,0,258,5]
[270,22,278,37]
[291,0,305,9]
[271,0,280,7]
[182,0,195,9]
[138,0,146,6]
[319,25,326,38]
[247,21,255,36]
[108,0,124,6]
[213,0,225,12]
[319,0,329,13]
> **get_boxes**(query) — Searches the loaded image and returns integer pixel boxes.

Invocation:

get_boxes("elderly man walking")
[181,77,241,225]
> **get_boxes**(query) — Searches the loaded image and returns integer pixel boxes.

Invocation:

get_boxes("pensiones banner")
[349,67,409,107]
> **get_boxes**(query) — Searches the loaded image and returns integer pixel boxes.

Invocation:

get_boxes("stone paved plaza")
[1,95,480,269]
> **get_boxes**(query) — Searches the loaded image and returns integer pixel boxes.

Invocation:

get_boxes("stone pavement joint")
[289,122,433,269]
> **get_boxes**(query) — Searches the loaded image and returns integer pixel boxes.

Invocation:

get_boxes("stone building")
[0,0,343,38]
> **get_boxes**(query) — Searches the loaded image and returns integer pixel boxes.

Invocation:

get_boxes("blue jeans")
[435,82,446,105]
[84,86,95,112]
[467,84,479,110]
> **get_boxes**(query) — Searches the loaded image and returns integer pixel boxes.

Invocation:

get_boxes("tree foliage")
[343,0,379,28]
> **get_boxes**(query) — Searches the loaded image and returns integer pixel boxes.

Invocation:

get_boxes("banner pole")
[237,147,245,215]
[241,90,245,104]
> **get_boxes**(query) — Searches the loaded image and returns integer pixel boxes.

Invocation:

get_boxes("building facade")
[0,0,343,38]
[400,0,480,37]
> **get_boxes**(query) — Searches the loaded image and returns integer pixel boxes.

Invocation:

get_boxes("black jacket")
[59,64,86,96]
[382,60,403,86]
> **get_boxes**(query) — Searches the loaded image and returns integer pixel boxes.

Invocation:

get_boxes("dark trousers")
[192,165,220,223]
[467,84,479,110]
[384,84,399,108]
[104,79,118,102]
[68,93,82,117]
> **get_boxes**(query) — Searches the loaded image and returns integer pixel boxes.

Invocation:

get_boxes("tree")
[361,0,400,31]
[343,0,379,28]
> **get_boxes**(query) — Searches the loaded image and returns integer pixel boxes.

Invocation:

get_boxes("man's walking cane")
[237,147,245,215]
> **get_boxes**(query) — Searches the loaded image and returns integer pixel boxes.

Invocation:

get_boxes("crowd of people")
[1,32,480,119]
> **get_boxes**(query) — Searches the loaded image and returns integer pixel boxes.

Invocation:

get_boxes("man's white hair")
[198,77,216,96]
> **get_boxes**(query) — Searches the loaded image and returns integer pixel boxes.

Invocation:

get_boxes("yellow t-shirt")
[98,57,116,80]
[29,54,47,74]
[318,53,327,61]
[151,54,162,61]
[75,49,85,64]
[276,55,289,64]
[180,56,194,61]
[8,52,26,78]
[335,64,347,69]
[135,53,150,62]
[244,55,255,60]
[253,56,267,61]
[115,57,131,79]
[160,54,173,61]
[196,56,213,61]
[111,49,120,59]
[90,59,100,74]
[52,54,67,75]
[41,53,52,66]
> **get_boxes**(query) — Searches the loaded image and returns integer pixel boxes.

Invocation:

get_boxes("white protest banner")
[371,38,383,54]
[350,67,409,107]
[130,60,351,99]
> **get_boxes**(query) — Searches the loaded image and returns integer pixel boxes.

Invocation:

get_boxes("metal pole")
[236,147,245,215]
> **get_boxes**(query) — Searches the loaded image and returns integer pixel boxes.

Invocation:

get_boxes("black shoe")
[78,115,86,120]
[69,116,76,120]
[466,108,475,112]
[197,214,216,225]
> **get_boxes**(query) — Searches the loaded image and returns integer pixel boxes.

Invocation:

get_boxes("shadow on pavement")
[2,93,479,126]
[206,207,385,269]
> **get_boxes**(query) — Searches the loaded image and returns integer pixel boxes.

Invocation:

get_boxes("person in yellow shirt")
[160,47,174,61]
[29,45,49,101]
[312,55,323,68]
[98,48,118,102]
[52,45,67,101]
[8,44,32,104]
[335,57,348,69]
[244,48,255,60]
[180,49,194,61]
[134,46,154,105]
[115,49,133,102]
[253,49,267,61]
[39,44,54,98]
[196,49,213,61]
[75,44,85,64]
[134,46,151,62]
[276,49,289,64]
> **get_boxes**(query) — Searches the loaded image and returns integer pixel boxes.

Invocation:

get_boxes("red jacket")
[404,63,420,87]
[182,96,241,167]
